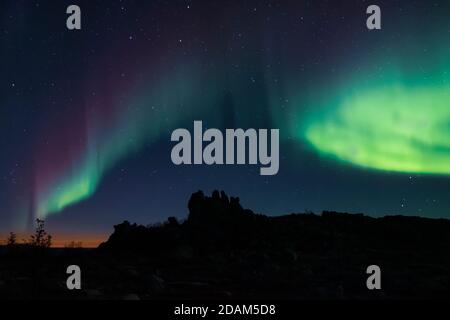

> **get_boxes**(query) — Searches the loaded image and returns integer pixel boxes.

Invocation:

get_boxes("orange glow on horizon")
[0,232,108,248]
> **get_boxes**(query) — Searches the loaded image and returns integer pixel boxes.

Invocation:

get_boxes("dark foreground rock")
[2,190,450,299]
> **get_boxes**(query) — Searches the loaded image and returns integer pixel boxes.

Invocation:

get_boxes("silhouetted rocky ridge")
[96,190,450,299]
[2,190,450,300]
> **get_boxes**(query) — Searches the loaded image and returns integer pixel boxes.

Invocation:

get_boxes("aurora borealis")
[35,64,210,219]
[1,0,450,244]
[302,82,450,175]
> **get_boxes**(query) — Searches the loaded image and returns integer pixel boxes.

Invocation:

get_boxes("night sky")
[1,0,449,246]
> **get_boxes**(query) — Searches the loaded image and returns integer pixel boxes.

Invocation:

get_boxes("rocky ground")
[1,190,450,300]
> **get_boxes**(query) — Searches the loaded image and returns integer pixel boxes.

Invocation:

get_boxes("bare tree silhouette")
[29,219,52,248]
[6,232,17,247]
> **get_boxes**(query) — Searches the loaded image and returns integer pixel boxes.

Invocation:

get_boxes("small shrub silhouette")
[65,241,82,248]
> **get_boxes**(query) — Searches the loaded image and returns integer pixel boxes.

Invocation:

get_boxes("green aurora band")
[36,66,217,219]
[299,71,450,175]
